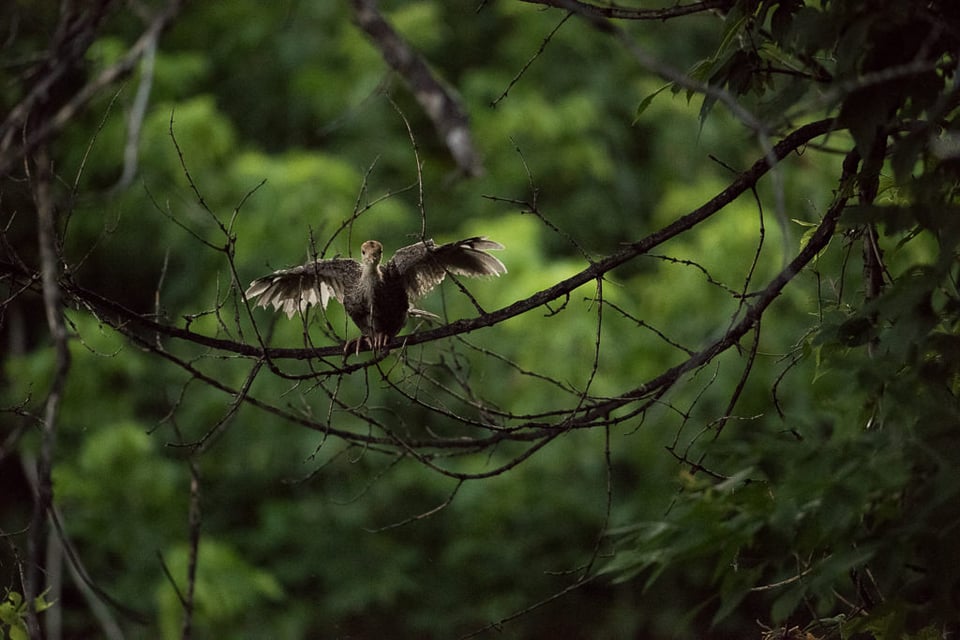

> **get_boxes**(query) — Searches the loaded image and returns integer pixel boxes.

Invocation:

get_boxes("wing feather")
[245,258,361,318]
[388,236,507,301]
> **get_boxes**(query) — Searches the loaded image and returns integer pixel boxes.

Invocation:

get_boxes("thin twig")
[492,12,572,107]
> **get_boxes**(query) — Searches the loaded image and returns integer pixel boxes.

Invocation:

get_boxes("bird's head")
[360,240,383,265]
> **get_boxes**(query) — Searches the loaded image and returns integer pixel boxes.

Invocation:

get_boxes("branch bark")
[350,0,483,176]
[26,145,71,639]
[517,0,733,21]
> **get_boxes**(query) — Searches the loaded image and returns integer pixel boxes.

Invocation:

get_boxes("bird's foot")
[370,333,392,354]
[342,337,368,358]
[342,334,392,358]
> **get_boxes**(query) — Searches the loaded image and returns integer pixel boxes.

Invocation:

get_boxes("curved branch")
[517,0,733,21]
[1,118,837,374]
[353,118,836,351]
[570,178,851,428]
[0,147,852,480]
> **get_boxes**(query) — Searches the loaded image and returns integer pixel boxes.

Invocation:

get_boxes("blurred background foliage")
[2,0,959,638]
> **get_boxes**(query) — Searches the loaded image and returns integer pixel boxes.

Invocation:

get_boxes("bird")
[245,236,507,353]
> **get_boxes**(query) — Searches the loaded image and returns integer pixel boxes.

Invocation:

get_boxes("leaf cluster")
[0,590,53,640]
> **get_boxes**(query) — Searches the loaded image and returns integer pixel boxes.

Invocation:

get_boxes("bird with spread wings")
[245,237,507,353]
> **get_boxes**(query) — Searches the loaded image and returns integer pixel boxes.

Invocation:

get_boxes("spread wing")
[245,258,362,318]
[387,236,507,301]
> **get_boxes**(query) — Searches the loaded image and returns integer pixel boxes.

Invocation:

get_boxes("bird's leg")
[342,334,391,357]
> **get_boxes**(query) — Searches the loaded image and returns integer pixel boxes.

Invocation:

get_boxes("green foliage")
[3,0,960,638]
[598,0,960,635]
[155,540,283,640]
[0,590,53,640]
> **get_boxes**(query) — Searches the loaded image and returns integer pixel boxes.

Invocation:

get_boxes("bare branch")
[181,451,202,640]
[0,119,839,363]
[570,162,853,429]
[26,146,69,639]
[0,121,843,466]
[365,479,465,532]
[517,0,733,21]
[112,30,158,192]
[0,0,183,178]
[0,1,115,158]
[492,12,572,107]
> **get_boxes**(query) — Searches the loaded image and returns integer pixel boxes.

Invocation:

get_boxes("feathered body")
[246,237,506,352]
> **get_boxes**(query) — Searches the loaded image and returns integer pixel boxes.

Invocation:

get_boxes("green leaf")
[770,584,805,622]
[633,84,670,123]
[715,14,748,59]
[10,624,29,640]
[713,566,762,623]
[33,593,54,614]
[0,601,17,625]
[770,0,802,41]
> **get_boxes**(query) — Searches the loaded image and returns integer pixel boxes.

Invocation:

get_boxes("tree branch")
[0,118,837,382]
[570,160,854,427]
[26,145,70,639]
[0,0,182,178]
[350,0,483,176]
[517,0,733,21]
